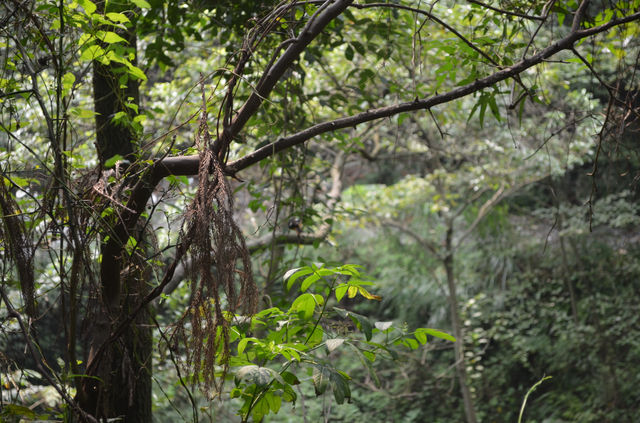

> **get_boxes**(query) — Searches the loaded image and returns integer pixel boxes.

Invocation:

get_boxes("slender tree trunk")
[444,226,478,423]
[77,4,152,420]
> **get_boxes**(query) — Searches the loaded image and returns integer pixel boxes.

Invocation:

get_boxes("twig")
[467,0,544,21]
[0,286,97,423]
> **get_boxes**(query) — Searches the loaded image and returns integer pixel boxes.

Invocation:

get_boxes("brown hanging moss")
[177,89,257,397]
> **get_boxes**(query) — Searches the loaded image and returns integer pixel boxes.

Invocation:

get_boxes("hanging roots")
[178,88,257,396]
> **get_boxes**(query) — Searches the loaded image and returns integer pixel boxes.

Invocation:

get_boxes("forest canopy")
[1,0,639,422]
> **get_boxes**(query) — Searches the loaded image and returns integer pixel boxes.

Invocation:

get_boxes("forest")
[0,0,639,422]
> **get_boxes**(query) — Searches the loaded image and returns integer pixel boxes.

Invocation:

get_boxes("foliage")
[225,262,454,422]
[1,0,640,421]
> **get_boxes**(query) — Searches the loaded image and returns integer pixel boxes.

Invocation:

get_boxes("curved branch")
[213,0,354,158]
[353,2,499,67]
[224,10,640,174]
[466,0,544,21]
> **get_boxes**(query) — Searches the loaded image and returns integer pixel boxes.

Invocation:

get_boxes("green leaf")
[77,0,97,15]
[330,370,351,404]
[266,392,282,413]
[62,72,75,97]
[166,174,188,186]
[283,383,297,402]
[290,293,321,319]
[300,273,321,292]
[488,94,501,122]
[362,350,376,362]
[557,11,565,26]
[345,45,354,61]
[237,337,251,354]
[97,31,128,44]
[130,0,151,8]
[105,12,130,23]
[282,371,300,385]
[403,338,419,349]
[69,107,96,119]
[104,154,124,168]
[418,328,456,342]
[79,44,105,62]
[335,284,348,302]
[2,404,37,418]
[479,98,487,128]
[354,314,372,340]
[352,41,366,55]
[125,63,147,81]
[284,267,313,290]
[306,324,324,346]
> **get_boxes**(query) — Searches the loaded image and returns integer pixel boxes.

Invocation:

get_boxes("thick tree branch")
[0,177,36,316]
[121,5,640,291]
[213,0,354,159]
[224,10,640,174]
[571,0,590,32]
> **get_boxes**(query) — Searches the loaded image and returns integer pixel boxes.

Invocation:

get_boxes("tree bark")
[444,225,478,423]
[78,4,152,420]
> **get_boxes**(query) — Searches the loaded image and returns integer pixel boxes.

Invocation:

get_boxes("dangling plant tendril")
[179,86,257,397]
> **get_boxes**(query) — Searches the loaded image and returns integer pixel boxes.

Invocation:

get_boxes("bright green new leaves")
[76,0,96,15]
[129,0,151,9]
[69,4,148,82]
[414,327,457,343]
[284,263,382,302]
[96,30,128,44]
[105,12,130,24]
[229,261,455,421]
[289,293,324,320]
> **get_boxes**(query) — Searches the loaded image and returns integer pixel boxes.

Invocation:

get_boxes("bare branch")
[213,0,354,159]
[571,0,590,32]
[382,220,443,259]
[466,0,544,21]
[353,2,499,68]
[455,177,543,248]
[0,287,97,423]
[223,10,640,174]
[247,152,345,252]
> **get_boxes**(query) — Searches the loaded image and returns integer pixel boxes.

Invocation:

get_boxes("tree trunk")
[444,226,478,423]
[77,4,152,420]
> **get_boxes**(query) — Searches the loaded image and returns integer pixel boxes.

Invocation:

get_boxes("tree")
[1,0,639,421]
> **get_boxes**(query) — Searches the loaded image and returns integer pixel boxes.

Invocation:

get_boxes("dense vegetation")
[1,0,639,422]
